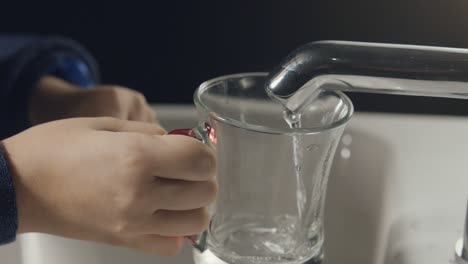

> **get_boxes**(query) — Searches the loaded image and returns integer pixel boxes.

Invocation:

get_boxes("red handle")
[169,123,216,144]
[169,128,197,138]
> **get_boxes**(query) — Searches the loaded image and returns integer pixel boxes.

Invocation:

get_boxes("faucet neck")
[266,41,468,104]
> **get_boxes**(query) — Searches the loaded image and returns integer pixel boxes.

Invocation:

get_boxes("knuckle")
[120,138,147,171]
[95,87,122,115]
[114,193,137,218]
[192,208,211,233]
[136,91,146,102]
[149,110,158,122]
[111,193,144,234]
[101,86,120,100]
[123,150,144,169]
[132,91,146,106]
[204,180,218,203]
[123,186,145,209]
[111,218,131,234]
[187,143,216,180]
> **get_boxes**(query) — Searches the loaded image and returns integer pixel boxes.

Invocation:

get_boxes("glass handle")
[169,123,214,252]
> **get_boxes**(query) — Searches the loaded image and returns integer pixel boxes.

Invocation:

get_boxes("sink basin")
[1,105,467,264]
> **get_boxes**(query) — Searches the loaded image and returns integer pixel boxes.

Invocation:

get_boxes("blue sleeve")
[0,35,101,140]
[0,144,17,244]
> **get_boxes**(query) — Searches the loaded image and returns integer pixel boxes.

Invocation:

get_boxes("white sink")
[1,105,467,264]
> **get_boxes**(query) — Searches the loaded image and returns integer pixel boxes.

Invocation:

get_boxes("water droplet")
[295,165,302,172]
[283,109,302,129]
[306,144,319,151]
[342,134,352,145]
[340,148,351,159]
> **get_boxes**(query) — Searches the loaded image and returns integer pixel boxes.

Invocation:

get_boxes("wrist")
[1,136,50,234]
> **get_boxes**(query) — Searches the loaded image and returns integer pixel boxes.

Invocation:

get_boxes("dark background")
[2,0,468,115]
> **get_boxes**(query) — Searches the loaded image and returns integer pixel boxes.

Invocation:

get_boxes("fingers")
[138,105,158,124]
[149,178,218,211]
[146,106,158,124]
[94,85,160,124]
[103,132,215,182]
[90,117,166,135]
[150,135,217,181]
[127,91,158,124]
[149,107,158,123]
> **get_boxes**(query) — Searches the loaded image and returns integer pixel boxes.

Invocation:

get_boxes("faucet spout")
[266,41,468,109]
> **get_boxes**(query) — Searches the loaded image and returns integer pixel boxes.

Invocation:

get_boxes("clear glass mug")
[170,73,353,264]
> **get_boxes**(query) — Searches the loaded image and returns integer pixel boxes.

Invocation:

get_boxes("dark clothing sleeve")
[0,144,17,245]
[0,35,100,244]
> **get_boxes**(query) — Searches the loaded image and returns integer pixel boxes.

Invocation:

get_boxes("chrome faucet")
[265,41,468,112]
[265,41,468,263]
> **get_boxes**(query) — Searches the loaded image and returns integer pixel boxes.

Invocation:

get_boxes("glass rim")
[194,72,354,135]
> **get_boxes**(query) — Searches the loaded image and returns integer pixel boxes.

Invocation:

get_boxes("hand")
[2,117,217,255]
[29,76,157,125]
